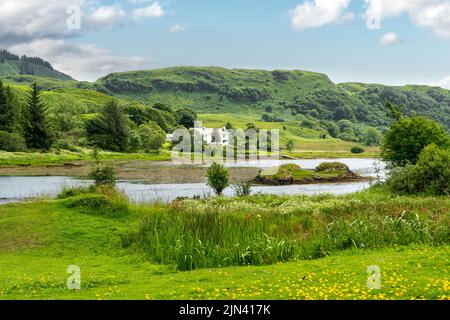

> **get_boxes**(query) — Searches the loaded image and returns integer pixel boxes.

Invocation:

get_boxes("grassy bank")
[0,187,448,300]
[0,150,171,166]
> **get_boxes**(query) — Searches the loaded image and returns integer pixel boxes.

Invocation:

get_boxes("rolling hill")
[94,67,450,131]
[1,49,449,133]
[0,49,72,81]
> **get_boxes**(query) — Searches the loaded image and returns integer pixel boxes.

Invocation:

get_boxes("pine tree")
[86,100,130,151]
[0,80,21,133]
[24,83,54,150]
[0,80,7,129]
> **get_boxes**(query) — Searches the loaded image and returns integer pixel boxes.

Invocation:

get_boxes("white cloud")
[365,0,450,38]
[86,6,126,30]
[289,0,353,30]
[10,39,152,81]
[132,2,165,18]
[0,0,168,80]
[431,75,450,89]
[379,32,404,45]
[169,24,186,32]
[0,0,84,45]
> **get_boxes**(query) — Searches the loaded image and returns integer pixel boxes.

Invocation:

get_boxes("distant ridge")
[0,49,73,81]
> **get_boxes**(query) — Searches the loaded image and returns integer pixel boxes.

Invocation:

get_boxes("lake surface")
[0,158,385,204]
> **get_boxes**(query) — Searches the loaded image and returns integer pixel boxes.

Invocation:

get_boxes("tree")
[206,162,229,196]
[86,100,130,152]
[320,120,340,138]
[0,81,21,133]
[88,148,117,187]
[382,116,449,166]
[23,83,54,150]
[386,144,450,195]
[176,108,197,128]
[153,102,173,113]
[286,139,294,152]
[385,102,403,122]
[363,127,383,146]
[138,121,166,152]
[225,122,234,130]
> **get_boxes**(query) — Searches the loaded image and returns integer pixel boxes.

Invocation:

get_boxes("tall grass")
[125,192,449,271]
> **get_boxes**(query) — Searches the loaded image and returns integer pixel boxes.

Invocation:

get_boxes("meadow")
[0,186,448,300]
[199,113,380,158]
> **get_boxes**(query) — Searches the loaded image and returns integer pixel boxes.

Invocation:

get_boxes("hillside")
[94,67,450,131]
[0,49,72,81]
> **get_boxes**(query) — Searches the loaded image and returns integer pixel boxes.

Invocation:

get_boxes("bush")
[339,130,358,142]
[138,121,166,152]
[89,149,117,187]
[233,180,252,197]
[206,162,229,196]
[316,162,349,173]
[382,116,449,166]
[55,139,79,152]
[0,131,26,152]
[386,144,450,195]
[57,185,95,199]
[89,166,117,187]
[63,193,129,218]
[351,146,365,154]
[363,127,382,146]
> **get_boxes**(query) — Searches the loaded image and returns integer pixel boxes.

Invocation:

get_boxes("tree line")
[0,80,199,153]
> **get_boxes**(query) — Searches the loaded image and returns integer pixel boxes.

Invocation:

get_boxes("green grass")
[199,113,380,158]
[0,150,171,166]
[0,187,448,300]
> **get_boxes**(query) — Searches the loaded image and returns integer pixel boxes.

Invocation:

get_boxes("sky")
[1,0,450,88]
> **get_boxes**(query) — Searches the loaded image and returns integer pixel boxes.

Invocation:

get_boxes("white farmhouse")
[193,126,230,146]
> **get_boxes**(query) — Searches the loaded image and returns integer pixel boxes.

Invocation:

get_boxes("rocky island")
[254,162,370,185]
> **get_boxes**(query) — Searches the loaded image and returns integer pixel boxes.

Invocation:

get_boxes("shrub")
[339,130,358,142]
[232,180,252,197]
[316,162,349,173]
[57,185,95,199]
[63,193,129,218]
[286,139,294,152]
[0,131,26,152]
[206,162,229,196]
[382,116,449,166]
[363,127,383,146]
[386,144,450,196]
[351,146,365,154]
[55,139,79,152]
[88,149,117,187]
[138,121,166,152]
[89,166,117,187]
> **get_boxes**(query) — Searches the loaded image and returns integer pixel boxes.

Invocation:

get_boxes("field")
[199,113,380,158]
[0,188,448,300]
[0,150,171,167]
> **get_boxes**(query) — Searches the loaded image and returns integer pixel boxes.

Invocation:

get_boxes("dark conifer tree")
[0,80,21,133]
[23,83,54,150]
[86,100,130,152]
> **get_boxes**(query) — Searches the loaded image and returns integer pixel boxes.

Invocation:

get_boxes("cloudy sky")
[1,0,450,88]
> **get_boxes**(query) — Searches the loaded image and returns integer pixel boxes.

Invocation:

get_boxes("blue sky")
[2,0,450,86]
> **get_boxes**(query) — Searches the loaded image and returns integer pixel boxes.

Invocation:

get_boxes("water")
[0,158,385,204]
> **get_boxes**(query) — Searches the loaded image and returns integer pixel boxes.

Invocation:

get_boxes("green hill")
[0,49,72,81]
[94,67,450,131]
[1,48,449,133]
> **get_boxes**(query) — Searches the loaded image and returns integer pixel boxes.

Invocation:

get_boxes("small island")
[254,162,370,185]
